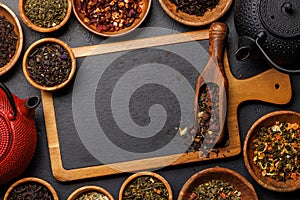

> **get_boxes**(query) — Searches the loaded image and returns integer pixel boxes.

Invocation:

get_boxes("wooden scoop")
[193,22,229,149]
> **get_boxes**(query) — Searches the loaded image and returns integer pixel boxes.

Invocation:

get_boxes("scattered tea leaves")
[253,121,300,182]
[186,83,220,153]
[27,43,72,87]
[122,175,169,200]
[78,0,143,32]
[24,0,68,28]
[189,179,241,200]
[75,190,110,200]
[0,16,18,68]
[169,0,220,16]
[7,181,54,200]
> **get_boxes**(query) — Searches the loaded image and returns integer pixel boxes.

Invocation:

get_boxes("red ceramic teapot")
[0,82,40,184]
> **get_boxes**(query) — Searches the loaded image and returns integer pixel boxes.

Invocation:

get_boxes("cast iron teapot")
[234,0,300,73]
[0,82,40,184]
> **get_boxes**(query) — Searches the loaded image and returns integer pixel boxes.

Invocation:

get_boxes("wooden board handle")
[42,29,292,183]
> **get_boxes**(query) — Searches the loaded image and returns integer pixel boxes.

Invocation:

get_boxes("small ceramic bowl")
[0,2,23,76]
[178,167,258,200]
[18,0,72,33]
[23,38,76,91]
[158,0,233,26]
[72,0,152,37]
[244,110,300,192]
[119,171,173,200]
[4,177,59,200]
[67,185,114,200]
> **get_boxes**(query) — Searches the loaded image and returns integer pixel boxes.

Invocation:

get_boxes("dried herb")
[27,43,72,87]
[122,175,169,200]
[253,121,300,182]
[75,191,110,200]
[0,16,18,68]
[188,179,241,200]
[169,0,220,16]
[78,0,143,32]
[24,0,68,28]
[186,83,220,153]
[7,181,54,200]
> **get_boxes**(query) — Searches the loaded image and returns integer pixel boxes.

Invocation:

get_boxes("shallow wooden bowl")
[158,0,233,26]
[0,2,23,76]
[178,167,258,200]
[244,110,300,192]
[4,177,59,200]
[18,0,72,33]
[72,0,152,37]
[119,171,173,200]
[67,185,114,200]
[23,38,76,91]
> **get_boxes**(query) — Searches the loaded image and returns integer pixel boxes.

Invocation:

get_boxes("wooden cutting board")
[41,29,292,182]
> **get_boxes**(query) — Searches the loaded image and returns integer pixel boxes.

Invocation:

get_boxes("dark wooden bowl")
[67,185,114,200]
[4,177,59,200]
[244,110,300,192]
[18,0,72,33]
[23,38,76,91]
[0,2,23,76]
[72,0,152,37]
[119,171,173,200]
[158,0,233,26]
[178,167,258,200]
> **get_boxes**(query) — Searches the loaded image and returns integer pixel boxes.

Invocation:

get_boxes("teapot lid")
[259,0,300,38]
[0,115,11,162]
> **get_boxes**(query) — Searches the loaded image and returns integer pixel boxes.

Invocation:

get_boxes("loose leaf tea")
[122,175,169,200]
[27,43,72,87]
[253,121,300,182]
[78,0,143,32]
[0,16,18,68]
[24,0,68,28]
[75,190,110,200]
[7,181,54,200]
[188,179,241,200]
[170,0,220,16]
[185,83,220,153]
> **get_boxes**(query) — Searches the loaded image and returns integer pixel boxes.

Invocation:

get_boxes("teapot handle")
[0,82,17,118]
[255,31,300,73]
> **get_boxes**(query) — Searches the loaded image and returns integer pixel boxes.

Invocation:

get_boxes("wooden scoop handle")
[193,22,229,146]
[209,22,229,145]
[209,22,229,76]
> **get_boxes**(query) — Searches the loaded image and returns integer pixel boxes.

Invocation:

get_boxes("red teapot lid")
[259,0,300,38]
[0,114,12,162]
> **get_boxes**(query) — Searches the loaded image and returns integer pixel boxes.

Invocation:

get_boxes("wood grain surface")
[193,22,229,146]
[41,29,292,182]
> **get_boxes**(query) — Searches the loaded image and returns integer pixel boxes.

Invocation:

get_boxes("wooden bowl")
[23,38,76,91]
[178,167,258,200]
[18,0,72,33]
[244,110,300,192]
[158,0,233,26]
[0,2,23,76]
[119,171,173,200]
[72,0,152,37]
[4,177,59,200]
[67,185,114,200]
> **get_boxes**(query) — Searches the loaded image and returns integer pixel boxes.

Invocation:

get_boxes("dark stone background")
[1,0,300,199]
